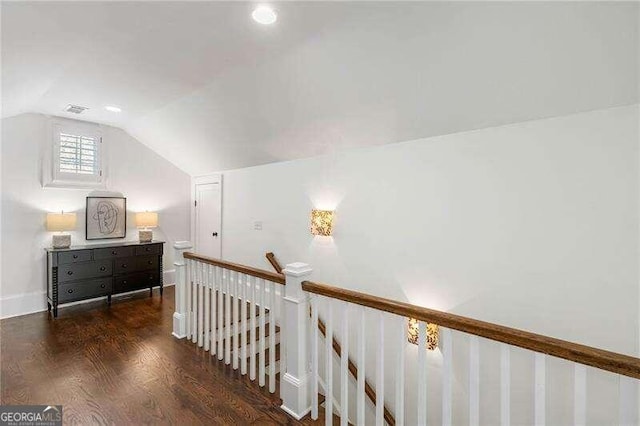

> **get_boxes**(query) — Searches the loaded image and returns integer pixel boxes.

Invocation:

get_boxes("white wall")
[0,113,191,318]
[220,105,639,424]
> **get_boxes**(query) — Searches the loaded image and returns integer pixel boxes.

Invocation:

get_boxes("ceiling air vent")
[64,104,89,114]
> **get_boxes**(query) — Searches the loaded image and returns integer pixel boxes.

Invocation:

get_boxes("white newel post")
[172,241,193,339]
[280,262,313,420]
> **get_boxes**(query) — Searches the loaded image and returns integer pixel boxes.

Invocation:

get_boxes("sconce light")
[407,318,439,350]
[135,211,158,242]
[46,212,77,248]
[310,209,335,236]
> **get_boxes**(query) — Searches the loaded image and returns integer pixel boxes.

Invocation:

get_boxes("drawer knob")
[100,266,107,272]
[121,264,127,268]
[112,251,117,255]
[123,280,127,284]
[67,271,73,275]
[148,260,153,265]
[146,247,151,252]
[100,284,106,288]
[73,254,78,259]
[67,289,73,293]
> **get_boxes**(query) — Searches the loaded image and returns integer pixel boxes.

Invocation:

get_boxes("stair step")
[211,324,280,347]
[245,342,280,364]
[208,292,271,330]
[312,394,353,425]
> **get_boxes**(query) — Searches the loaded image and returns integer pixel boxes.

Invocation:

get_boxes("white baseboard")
[0,269,175,320]
[0,290,47,319]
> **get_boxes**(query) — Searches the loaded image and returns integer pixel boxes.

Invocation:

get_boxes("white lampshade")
[46,212,77,232]
[135,212,158,228]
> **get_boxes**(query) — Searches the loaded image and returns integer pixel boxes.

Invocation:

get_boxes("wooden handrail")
[266,252,283,274]
[184,252,286,285]
[302,281,640,380]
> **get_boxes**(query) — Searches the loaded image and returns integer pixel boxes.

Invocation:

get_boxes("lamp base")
[139,230,153,242]
[52,234,71,249]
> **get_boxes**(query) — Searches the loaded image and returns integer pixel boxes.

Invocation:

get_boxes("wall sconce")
[135,211,158,242]
[310,209,334,236]
[407,318,439,350]
[46,212,77,248]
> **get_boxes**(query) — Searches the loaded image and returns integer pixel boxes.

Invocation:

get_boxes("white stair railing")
[172,242,288,395]
[174,245,639,425]
[303,280,640,426]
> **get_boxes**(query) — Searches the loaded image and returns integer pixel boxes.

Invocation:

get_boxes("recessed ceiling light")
[105,105,122,113]
[252,6,277,25]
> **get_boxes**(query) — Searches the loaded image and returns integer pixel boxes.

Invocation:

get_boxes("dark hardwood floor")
[1,287,325,425]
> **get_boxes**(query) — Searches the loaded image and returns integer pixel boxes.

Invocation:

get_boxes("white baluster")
[186,259,192,339]
[442,328,452,426]
[250,276,257,381]
[500,344,510,426]
[357,307,365,426]
[396,316,406,426]
[210,265,217,357]
[340,302,349,426]
[574,363,586,426]
[233,271,239,370]
[376,312,384,426]
[269,280,277,392]
[225,269,231,365]
[469,335,480,426]
[534,353,545,426]
[311,295,319,420]
[217,266,223,360]
[619,375,638,426]
[240,273,248,375]
[259,278,266,387]
[192,261,199,344]
[418,321,427,425]
[197,263,204,347]
[325,298,334,426]
[203,263,210,351]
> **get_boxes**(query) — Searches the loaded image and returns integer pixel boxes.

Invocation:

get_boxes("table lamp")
[46,212,77,249]
[135,212,158,242]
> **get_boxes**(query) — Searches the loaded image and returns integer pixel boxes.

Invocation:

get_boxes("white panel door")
[195,182,221,258]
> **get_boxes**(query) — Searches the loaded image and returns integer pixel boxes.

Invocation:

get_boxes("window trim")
[43,118,107,189]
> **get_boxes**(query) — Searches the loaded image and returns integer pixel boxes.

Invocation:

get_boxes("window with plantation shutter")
[43,118,106,188]
[58,132,99,175]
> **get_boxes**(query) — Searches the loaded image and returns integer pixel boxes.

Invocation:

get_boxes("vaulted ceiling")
[2,2,638,175]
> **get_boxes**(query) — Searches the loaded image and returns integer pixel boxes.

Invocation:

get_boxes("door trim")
[191,173,223,258]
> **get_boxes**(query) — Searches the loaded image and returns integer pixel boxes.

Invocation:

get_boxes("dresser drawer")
[58,261,112,283]
[114,272,159,293]
[137,255,159,271]
[94,246,134,260]
[134,244,161,256]
[58,279,112,303]
[58,250,91,264]
[114,257,137,274]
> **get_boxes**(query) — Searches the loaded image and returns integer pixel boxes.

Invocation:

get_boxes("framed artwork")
[86,196,126,240]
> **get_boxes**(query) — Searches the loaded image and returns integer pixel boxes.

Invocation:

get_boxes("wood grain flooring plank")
[1,287,325,425]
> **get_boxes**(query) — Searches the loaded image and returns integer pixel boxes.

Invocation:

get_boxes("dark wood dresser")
[46,241,164,317]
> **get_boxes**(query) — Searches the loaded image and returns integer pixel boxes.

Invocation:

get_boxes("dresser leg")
[53,306,58,318]
[47,302,52,312]
[108,295,112,306]
[160,285,164,296]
